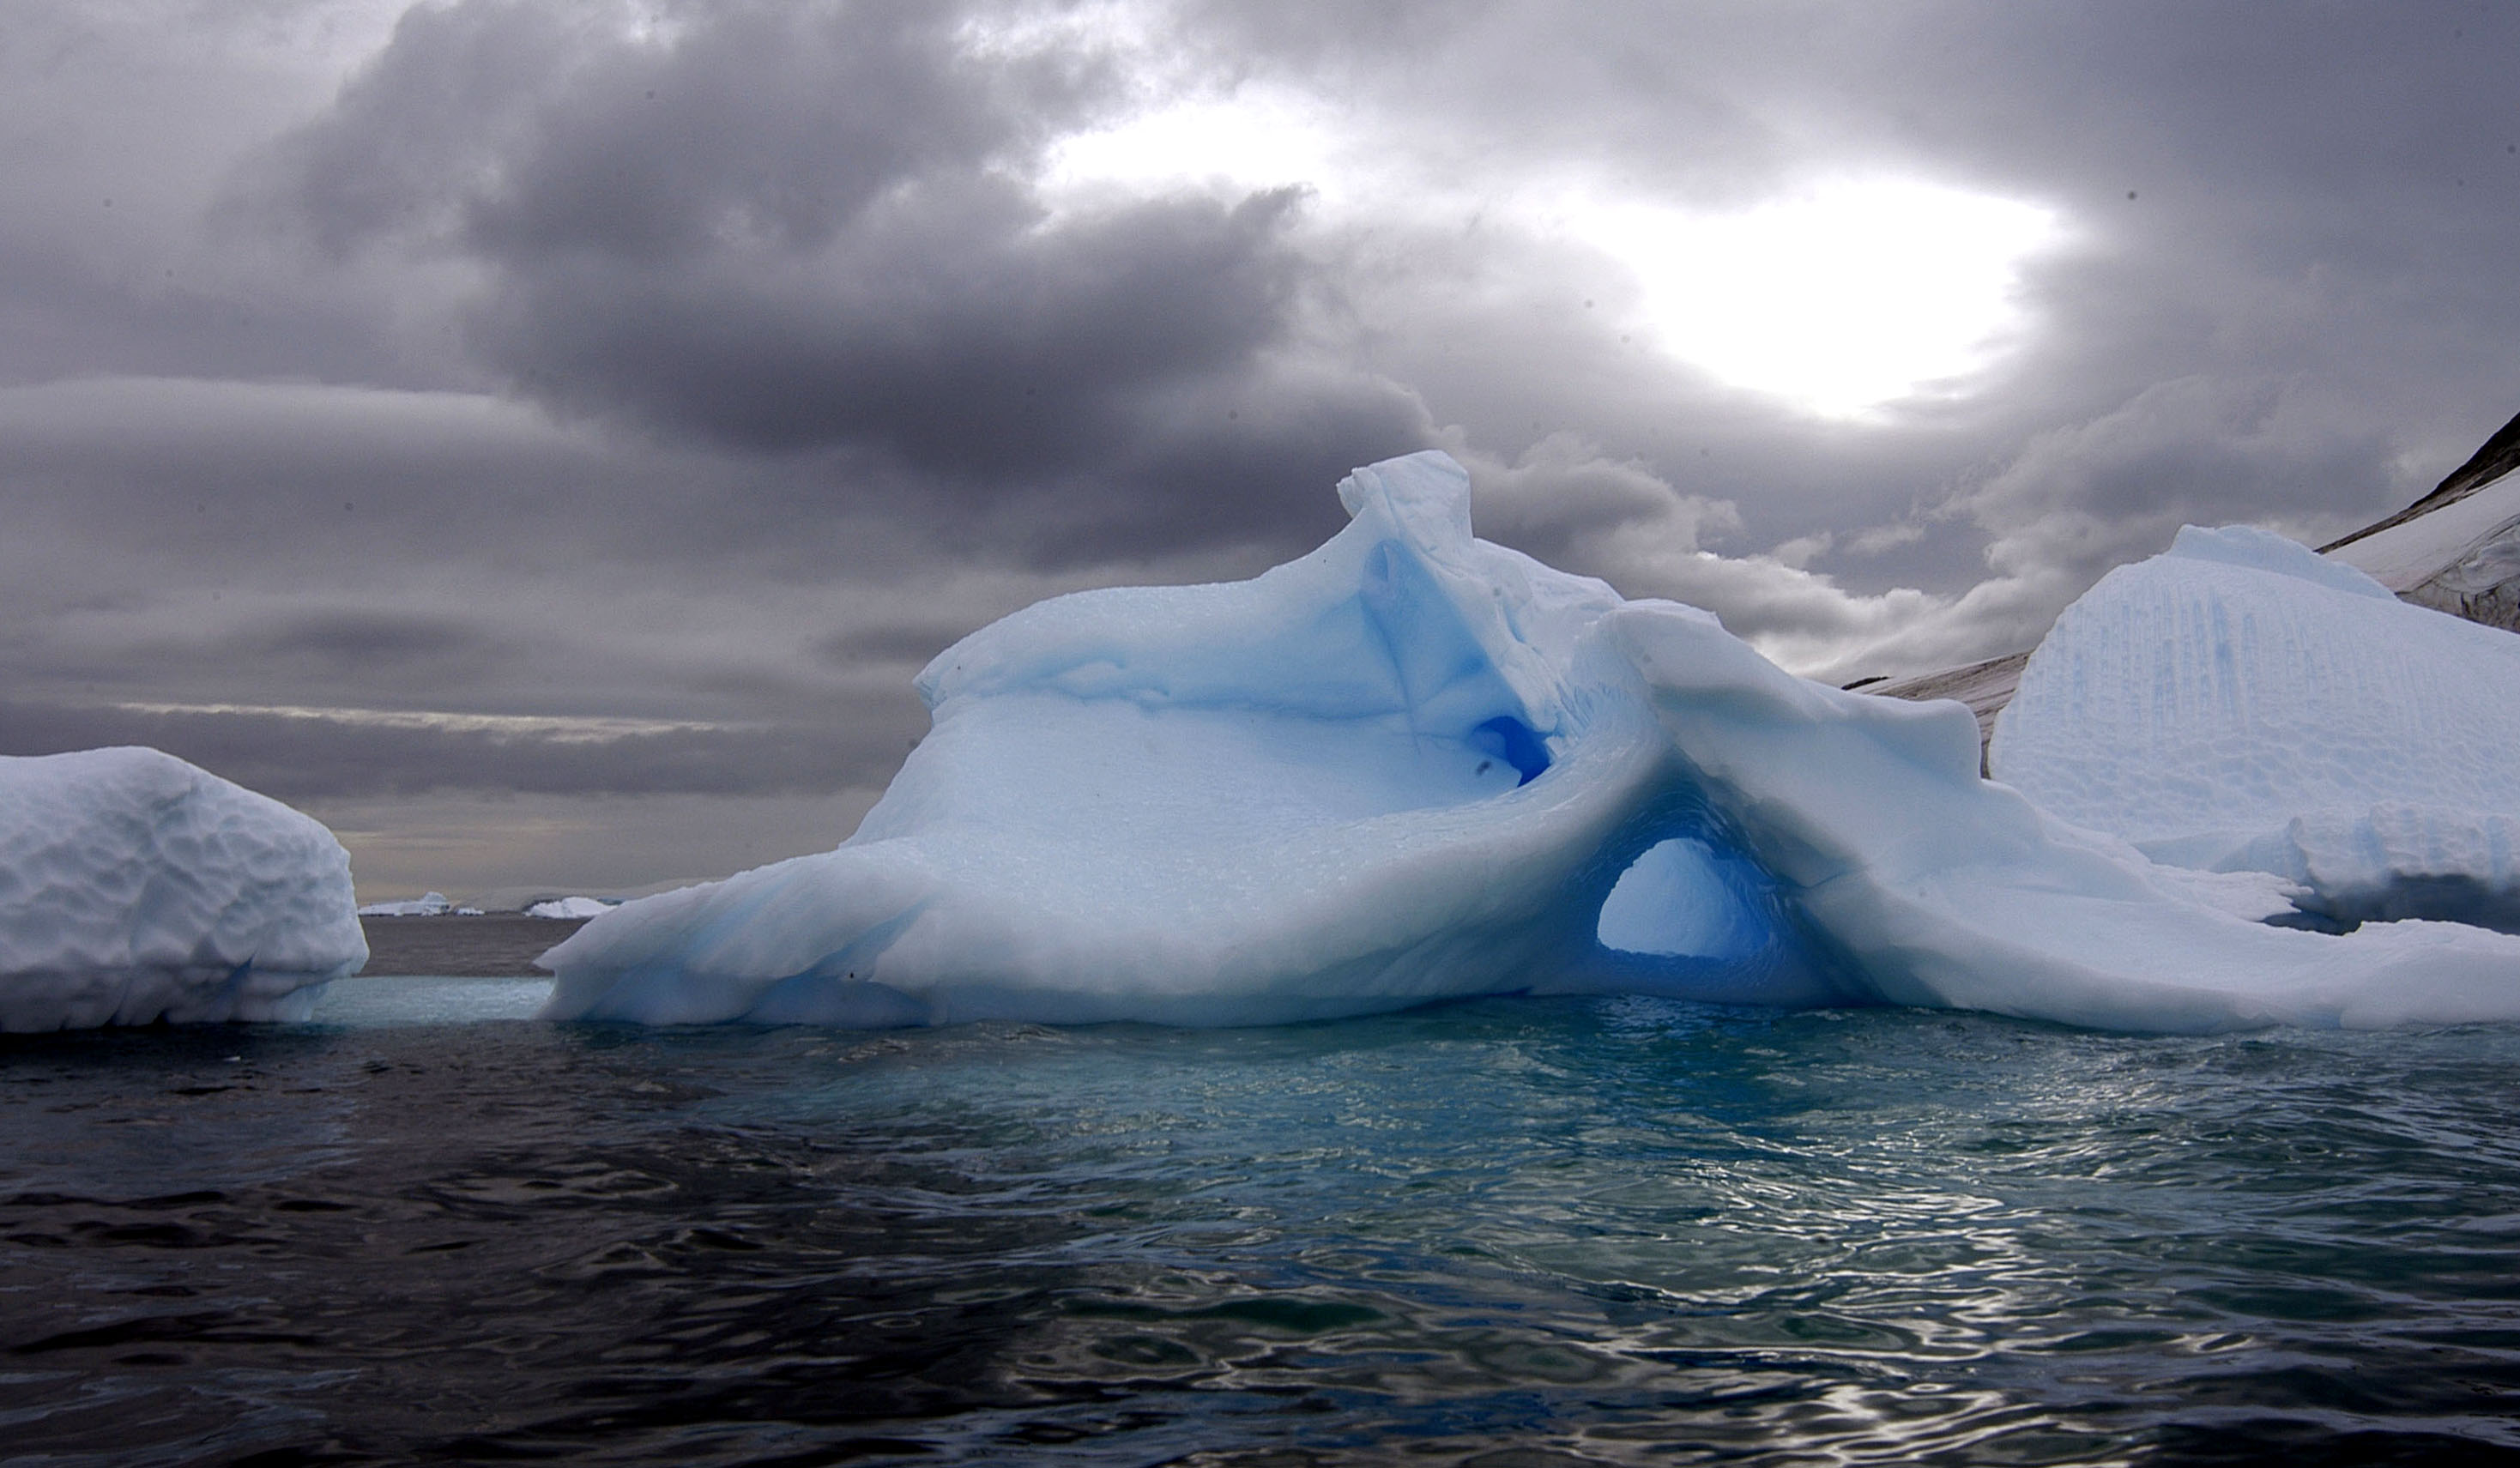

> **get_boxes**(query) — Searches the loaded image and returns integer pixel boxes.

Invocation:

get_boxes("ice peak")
[2165,523,2396,600]
[1336,450,1475,547]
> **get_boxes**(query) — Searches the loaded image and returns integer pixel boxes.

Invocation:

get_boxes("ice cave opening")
[1468,715,1552,786]
[1594,835,1774,962]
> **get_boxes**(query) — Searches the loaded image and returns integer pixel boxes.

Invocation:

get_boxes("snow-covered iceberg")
[543,453,2520,1033]
[0,747,368,1030]
[1992,524,2520,931]
[527,896,614,920]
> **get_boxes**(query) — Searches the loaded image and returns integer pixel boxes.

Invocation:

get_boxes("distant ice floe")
[0,748,367,1030]
[360,891,486,916]
[542,452,2520,1034]
[527,897,615,920]
[1993,525,2520,932]
[360,891,453,917]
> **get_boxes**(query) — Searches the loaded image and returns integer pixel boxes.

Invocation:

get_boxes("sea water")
[4,979,2518,1465]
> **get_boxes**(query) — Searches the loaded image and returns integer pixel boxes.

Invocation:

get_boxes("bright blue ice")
[1596,837,1773,961]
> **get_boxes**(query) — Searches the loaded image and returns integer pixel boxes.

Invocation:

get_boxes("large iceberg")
[544,453,2520,1033]
[0,747,368,1030]
[1991,524,2520,931]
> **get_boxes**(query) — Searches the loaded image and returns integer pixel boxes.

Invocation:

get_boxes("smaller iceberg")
[527,896,615,920]
[544,453,2520,1034]
[360,891,454,917]
[0,748,367,1030]
[1992,525,2520,931]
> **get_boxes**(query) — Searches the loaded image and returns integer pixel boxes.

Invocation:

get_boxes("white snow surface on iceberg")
[0,748,368,1030]
[544,453,2520,1033]
[1991,525,2520,928]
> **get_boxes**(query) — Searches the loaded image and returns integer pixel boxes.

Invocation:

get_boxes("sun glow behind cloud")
[1574,182,2066,417]
[1038,89,1348,204]
[1040,82,2066,420]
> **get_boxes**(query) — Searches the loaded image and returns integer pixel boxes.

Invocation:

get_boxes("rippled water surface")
[6,979,2520,1465]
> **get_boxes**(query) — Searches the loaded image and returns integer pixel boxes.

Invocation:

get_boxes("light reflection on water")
[3,982,2519,1465]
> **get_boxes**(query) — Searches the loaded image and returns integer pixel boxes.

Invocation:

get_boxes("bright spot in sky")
[1042,88,2064,420]
[1041,91,1345,202]
[1577,182,2066,417]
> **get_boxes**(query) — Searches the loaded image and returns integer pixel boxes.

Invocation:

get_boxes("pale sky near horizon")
[3,0,2516,901]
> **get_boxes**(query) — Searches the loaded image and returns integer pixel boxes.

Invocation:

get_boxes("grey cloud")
[1442,434,1943,668]
[1040,358,1434,559]
[243,610,498,676]
[0,376,943,589]
[286,0,1086,264]
[0,697,916,801]
[1962,376,2404,591]
[817,623,970,667]
[1823,375,2413,679]
[0,236,401,388]
[474,187,1308,469]
[1460,432,1742,568]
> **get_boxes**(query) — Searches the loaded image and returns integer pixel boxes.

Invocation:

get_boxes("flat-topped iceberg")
[1993,524,2520,930]
[360,891,454,917]
[0,747,367,1030]
[543,452,2520,1033]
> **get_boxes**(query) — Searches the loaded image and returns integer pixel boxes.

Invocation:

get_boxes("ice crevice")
[542,452,2520,1034]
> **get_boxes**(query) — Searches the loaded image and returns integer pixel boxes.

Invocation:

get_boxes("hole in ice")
[1596,837,1774,960]
[1468,715,1550,786]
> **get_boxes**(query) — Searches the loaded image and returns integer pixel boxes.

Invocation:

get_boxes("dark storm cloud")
[258,0,1433,558]
[468,187,1314,474]
[284,0,1071,263]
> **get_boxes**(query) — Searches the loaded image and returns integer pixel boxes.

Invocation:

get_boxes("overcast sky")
[5,0,2516,901]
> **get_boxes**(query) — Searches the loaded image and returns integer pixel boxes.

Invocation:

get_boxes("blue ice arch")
[543,453,2520,1033]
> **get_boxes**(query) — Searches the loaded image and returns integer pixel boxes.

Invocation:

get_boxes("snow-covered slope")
[2323,407,2520,583]
[543,452,2520,1034]
[0,748,368,1030]
[2324,438,2520,632]
[1991,526,2520,930]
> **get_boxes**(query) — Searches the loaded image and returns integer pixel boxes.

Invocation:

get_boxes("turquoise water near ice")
[5,978,2520,1464]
